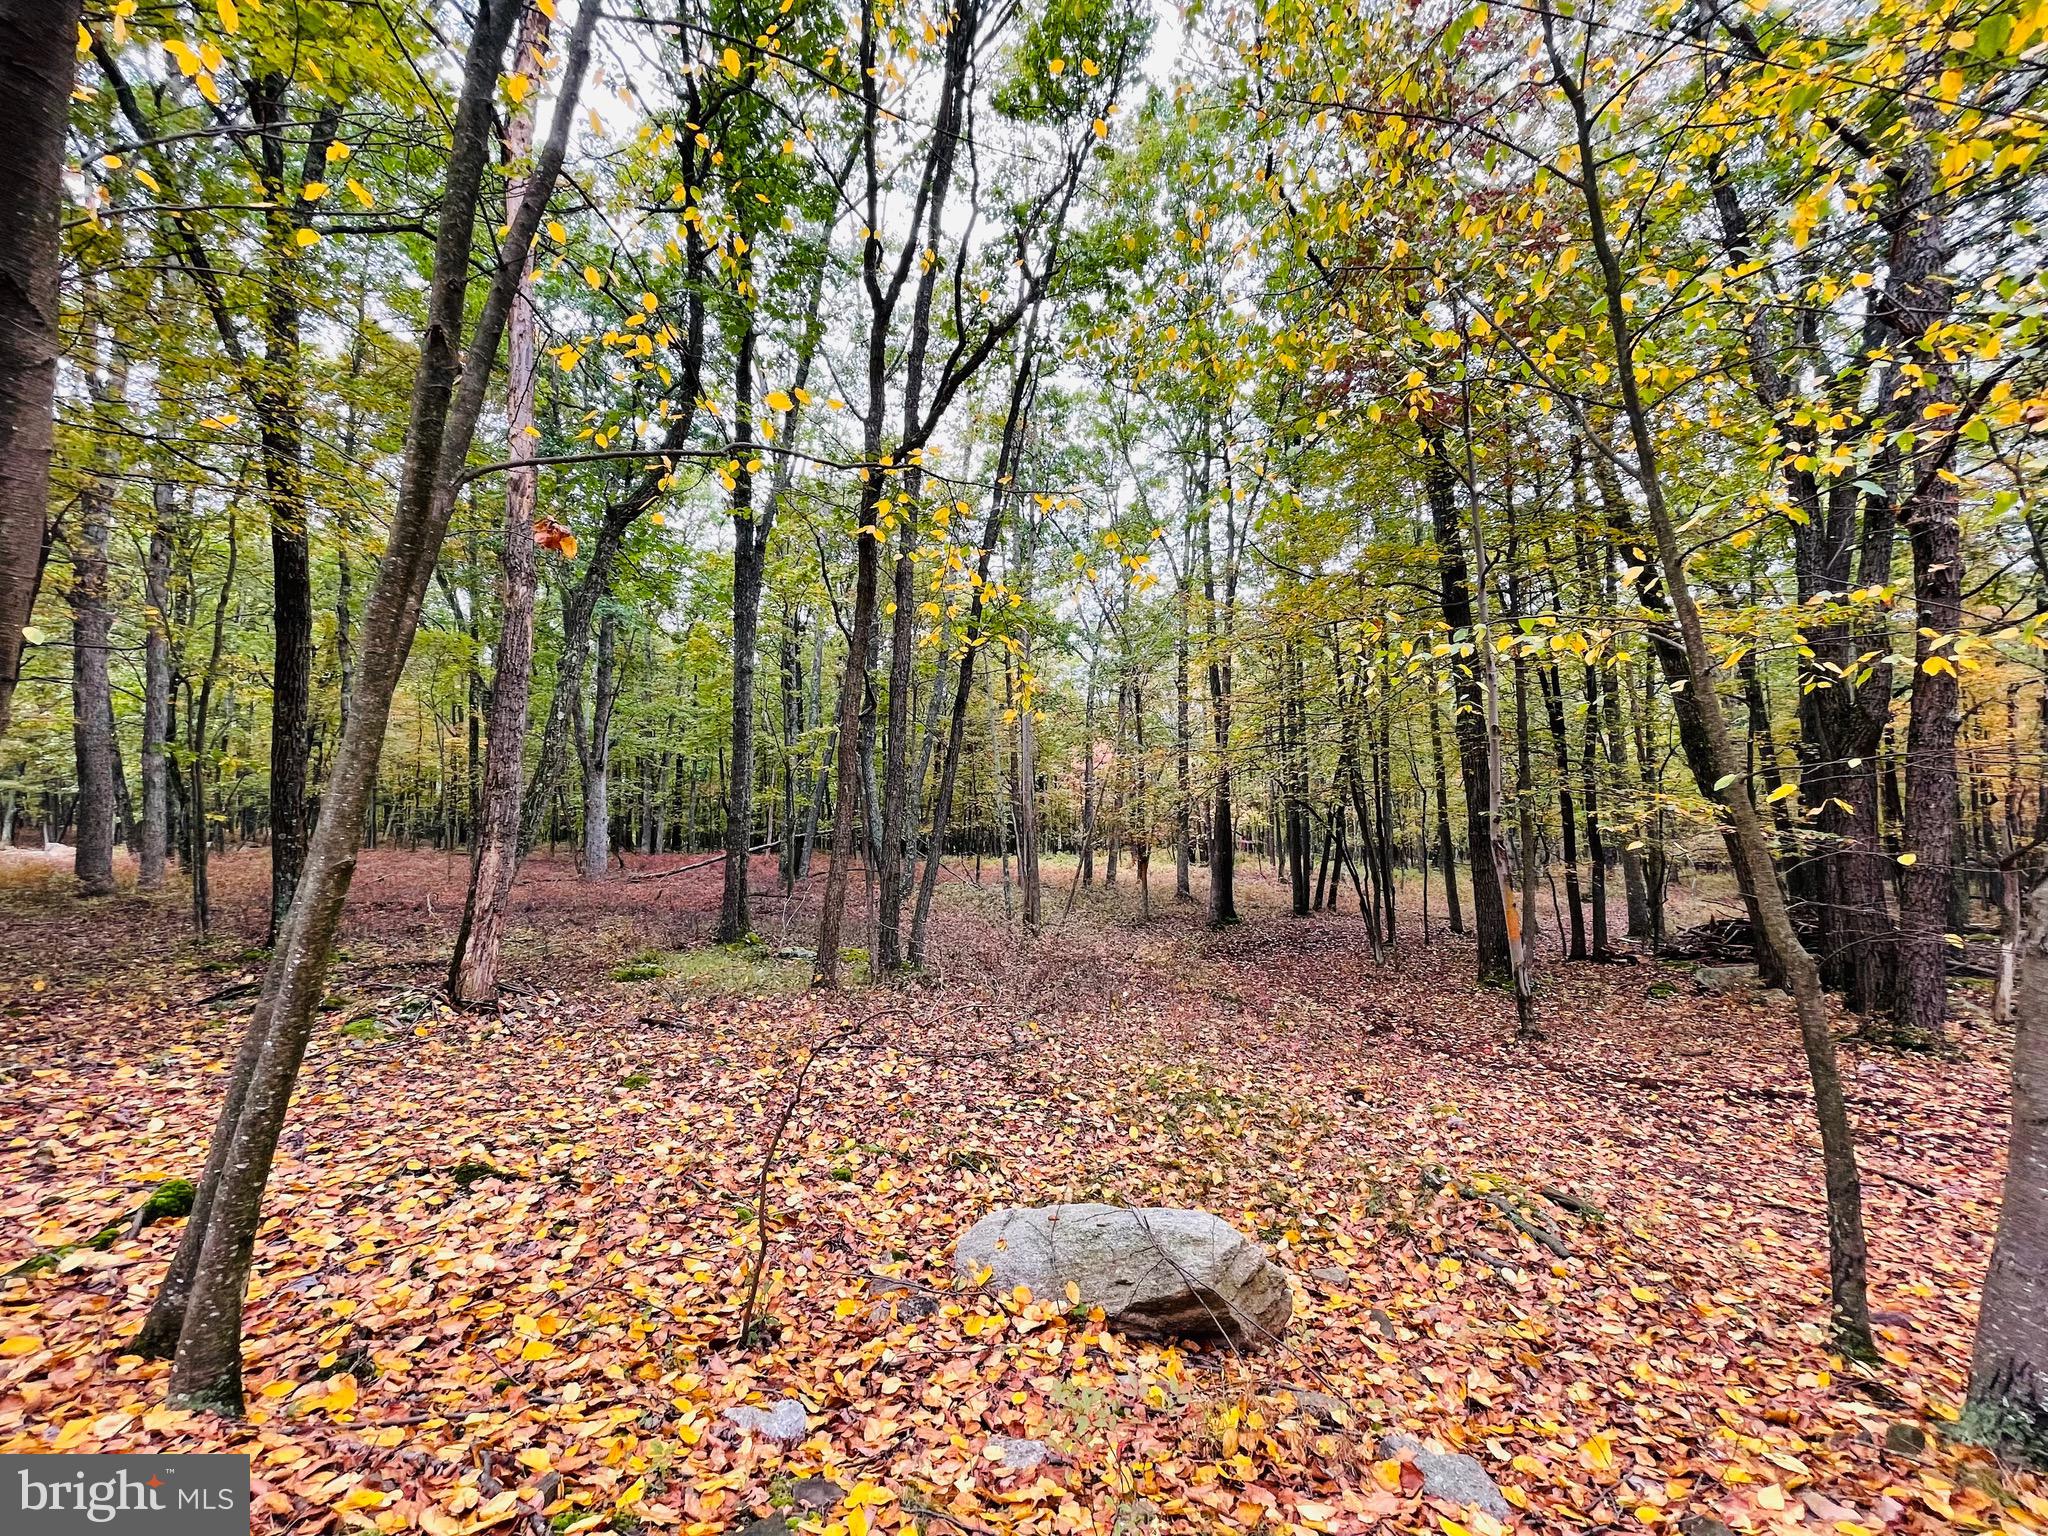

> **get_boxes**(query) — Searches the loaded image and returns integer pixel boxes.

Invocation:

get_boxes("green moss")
[339,1018,381,1041]
[658,943,811,1001]
[451,1158,520,1188]
[1954,1395,2048,1471]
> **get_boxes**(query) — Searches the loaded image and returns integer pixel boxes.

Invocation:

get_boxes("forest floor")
[0,848,2030,1536]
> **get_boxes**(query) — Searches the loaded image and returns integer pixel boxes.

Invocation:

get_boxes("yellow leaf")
[301,181,328,200]
[0,1336,43,1357]
[722,46,742,76]
[558,533,578,560]
[1765,782,1798,803]
[326,141,351,162]
[216,0,239,33]
[766,390,793,412]
[195,71,221,104]
[548,219,567,243]
[347,178,373,208]
[506,73,530,105]
[134,168,161,194]
[1898,852,1918,866]
[165,38,202,75]
[583,265,603,288]
[321,1375,358,1414]
[521,1339,557,1361]
[1583,1432,1616,1473]
[337,1487,387,1511]
[294,227,321,247]
[1048,56,1066,74]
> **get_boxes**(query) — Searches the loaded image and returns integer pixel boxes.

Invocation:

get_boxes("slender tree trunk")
[1009,652,1042,934]
[1539,660,1587,959]
[1174,540,1194,902]
[1544,0,1874,1353]
[1421,440,1506,973]
[449,0,550,1001]
[152,0,592,1410]
[70,486,116,895]
[1427,679,1464,934]
[719,323,767,941]
[578,613,619,880]
[139,487,174,889]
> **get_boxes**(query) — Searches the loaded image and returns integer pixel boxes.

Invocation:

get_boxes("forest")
[2,0,2047,1529]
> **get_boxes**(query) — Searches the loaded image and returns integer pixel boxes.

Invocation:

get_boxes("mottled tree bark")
[0,0,77,740]
[450,0,550,1002]
[139,487,174,889]
[576,612,620,880]
[70,488,116,896]
[719,325,765,941]
[155,0,593,1411]
[1962,875,2048,1465]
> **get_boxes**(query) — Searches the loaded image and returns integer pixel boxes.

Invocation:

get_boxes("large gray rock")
[1378,1433,1511,1519]
[954,1204,1292,1344]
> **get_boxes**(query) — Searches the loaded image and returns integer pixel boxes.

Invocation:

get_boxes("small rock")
[1309,1265,1349,1287]
[1883,1422,1932,1456]
[1378,1432,1511,1520]
[1870,1308,1914,1327]
[1368,1306,1399,1340]
[725,1398,809,1445]
[864,1284,939,1327]
[988,1436,1051,1473]
[1694,965,1759,993]
[734,1519,791,1536]
[1678,1517,1735,1536]
[788,1479,845,1512]
[1288,1389,1352,1427]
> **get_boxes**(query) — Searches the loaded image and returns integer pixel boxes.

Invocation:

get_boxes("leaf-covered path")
[0,852,2027,1535]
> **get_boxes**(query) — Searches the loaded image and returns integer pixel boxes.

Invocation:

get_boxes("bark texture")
[0,0,78,738]
[1962,876,2048,1466]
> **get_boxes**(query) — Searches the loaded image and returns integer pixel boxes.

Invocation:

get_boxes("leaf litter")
[0,851,2031,1536]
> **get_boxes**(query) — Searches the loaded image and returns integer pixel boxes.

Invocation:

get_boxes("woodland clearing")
[0,851,2026,1536]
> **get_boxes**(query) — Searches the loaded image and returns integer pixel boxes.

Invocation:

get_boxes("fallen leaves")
[0,853,2033,1534]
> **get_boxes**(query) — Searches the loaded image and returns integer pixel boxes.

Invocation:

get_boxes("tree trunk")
[70,486,116,896]
[0,0,77,739]
[719,324,765,941]
[153,0,592,1411]
[139,487,174,889]
[448,0,549,1003]
[578,612,619,880]
[1961,874,2048,1465]
[1544,0,1873,1354]
[1421,439,1506,974]
[1427,679,1464,934]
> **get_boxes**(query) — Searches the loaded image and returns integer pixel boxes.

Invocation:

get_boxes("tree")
[0,0,81,739]
[134,0,597,1411]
